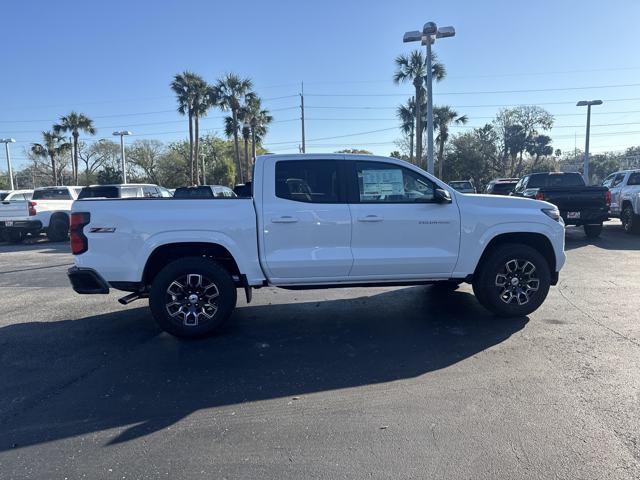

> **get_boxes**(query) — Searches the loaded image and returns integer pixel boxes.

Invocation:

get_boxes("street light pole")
[112,131,132,184]
[576,100,603,185]
[0,138,16,190]
[403,22,455,175]
[425,38,434,175]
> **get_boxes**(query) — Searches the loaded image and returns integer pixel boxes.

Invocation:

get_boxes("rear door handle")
[271,215,298,223]
[357,215,383,222]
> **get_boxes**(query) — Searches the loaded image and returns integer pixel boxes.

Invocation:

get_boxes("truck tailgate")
[0,201,29,221]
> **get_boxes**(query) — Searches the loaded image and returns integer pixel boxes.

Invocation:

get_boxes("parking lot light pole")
[576,100,602,185]
[403,22,455,175]
[112,131,132,184]
[0,138,16,190]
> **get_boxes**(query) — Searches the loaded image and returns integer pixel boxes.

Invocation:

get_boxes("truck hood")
[458,193,552,211]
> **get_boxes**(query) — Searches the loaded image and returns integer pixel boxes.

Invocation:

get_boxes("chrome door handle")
[357,215,383,222]
[271,215,298,223]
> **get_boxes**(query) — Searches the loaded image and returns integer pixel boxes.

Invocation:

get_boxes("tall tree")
[433,106,468,179]
[171,71,201,185]
[243,96,272,171]
[397,97,417,163]
[53,112,96,185]
[216,73,255,184]
[30,131,71,185]
[393,50,445,169]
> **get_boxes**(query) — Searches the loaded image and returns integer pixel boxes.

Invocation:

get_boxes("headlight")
[541,207,561,222]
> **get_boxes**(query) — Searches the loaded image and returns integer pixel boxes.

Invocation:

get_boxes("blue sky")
[2,0,640,168]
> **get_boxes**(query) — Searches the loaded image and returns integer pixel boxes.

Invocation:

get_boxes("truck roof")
[257,153,399,162]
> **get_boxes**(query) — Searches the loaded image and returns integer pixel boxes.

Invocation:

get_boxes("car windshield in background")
[174,186,215,199]
[493,182,517,193]
[32,189,72,200]
[528,173,585,188]
[78,186,120,199]
[450,181,473,190]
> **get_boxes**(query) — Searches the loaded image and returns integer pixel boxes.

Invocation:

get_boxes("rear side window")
[33,188,72,200]
[174,186,215,198]
[627,172,640,186]
[78,186,119,199]
[143,186,160,198]
[275,160,340,203]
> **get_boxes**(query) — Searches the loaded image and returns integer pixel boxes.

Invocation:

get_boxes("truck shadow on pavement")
[564,223,640,251]
[0,286,527,451]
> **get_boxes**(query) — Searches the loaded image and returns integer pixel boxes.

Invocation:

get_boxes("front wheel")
[473,243,551,317]
[621,205,640,234]
[583,223,603,238]
[149,257,237,338]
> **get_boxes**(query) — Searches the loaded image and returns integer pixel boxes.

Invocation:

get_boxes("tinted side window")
[275,160,340,203]
[356,162,435,203]
[627,172,640,186]
[174,186,215,198]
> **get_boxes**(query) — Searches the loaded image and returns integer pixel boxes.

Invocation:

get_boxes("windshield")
[450,181,473,190]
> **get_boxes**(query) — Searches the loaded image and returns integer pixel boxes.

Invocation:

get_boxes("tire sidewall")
[149,257,237,338]
[474,244,551,317]
[47,216,69,242]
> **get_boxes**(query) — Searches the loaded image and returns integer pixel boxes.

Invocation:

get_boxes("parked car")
[486,178,520,196]
[0,190,34,242]
[0,186,82,243]
[78,184,168,199]
[68,153,566,338]
[602,169,640,234]
[173,185,237,198]
[511,172,610,238]
[448,180,476,194]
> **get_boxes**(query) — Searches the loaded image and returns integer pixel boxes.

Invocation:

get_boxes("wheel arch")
[142,242,242,287]
[474,232,557,278]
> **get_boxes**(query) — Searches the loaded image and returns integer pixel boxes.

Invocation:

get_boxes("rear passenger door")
[609,173,627,215]
[260,158,353,281]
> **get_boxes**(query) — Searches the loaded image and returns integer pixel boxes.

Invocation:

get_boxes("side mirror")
[434,188,452,204]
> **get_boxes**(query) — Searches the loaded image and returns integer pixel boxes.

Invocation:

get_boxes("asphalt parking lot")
[0,222,638,479]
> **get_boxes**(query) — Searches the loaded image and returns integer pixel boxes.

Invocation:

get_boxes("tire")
[472,243,551,317]
[583,223,603,238]
[621,205,640,234]
[6,230,24,244]
[149,257,237,338]
[47,216,69,242]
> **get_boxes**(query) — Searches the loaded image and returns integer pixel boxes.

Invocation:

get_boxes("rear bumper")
[0,219,43,231]
[560,208,608,226]
[67,266,110,294]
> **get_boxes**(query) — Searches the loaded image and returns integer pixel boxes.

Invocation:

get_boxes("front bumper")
[67,266,110,294]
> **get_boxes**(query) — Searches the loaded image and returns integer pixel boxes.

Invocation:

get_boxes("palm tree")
[397,97,417,163]
[171,71,207,184]
[216,73,255,184]
[433,106,468,179]
[393,50,445,169]
[243,97,273,169]
[30,131,71,184]
[241,122,251,180]
[53,112,96,185]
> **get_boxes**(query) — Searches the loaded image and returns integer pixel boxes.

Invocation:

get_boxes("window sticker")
[361,169,404,199]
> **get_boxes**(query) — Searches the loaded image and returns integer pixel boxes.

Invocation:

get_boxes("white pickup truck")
[1,186,81,243]
[602,169,640,234]
[68,154,566,338]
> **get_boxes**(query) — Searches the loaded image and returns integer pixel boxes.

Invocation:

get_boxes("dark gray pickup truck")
[511,172,610,238]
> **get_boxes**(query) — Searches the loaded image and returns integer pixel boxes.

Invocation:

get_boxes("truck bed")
[536,186,609,225]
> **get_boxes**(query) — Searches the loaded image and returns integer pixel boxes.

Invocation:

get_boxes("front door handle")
[357,215,383,222]
[272,215,298,223]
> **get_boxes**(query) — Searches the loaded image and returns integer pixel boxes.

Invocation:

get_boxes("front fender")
[452,221,566,277]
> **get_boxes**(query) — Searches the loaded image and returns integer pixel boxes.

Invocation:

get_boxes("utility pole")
[112,131,132,184]
[1,138,16,190]
[201,150,207,185]
[425,38,435,175]
[300,82,306,153]
[576,100,603,185]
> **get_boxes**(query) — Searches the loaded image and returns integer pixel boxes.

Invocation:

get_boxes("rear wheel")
[47,216,69,242]
[149,257,237,338]
[473,243,551,317]
[621,205,640,234]
[583,223,603,238]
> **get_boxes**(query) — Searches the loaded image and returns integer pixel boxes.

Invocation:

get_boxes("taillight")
[605,190,611,207]
[535,192,545,201]
[28,201,37,216]
[70,212,90,255]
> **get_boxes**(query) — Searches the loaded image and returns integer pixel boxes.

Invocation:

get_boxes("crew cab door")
[608,172,627,215]
[260,157,353,281]
[347,160,460,278]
